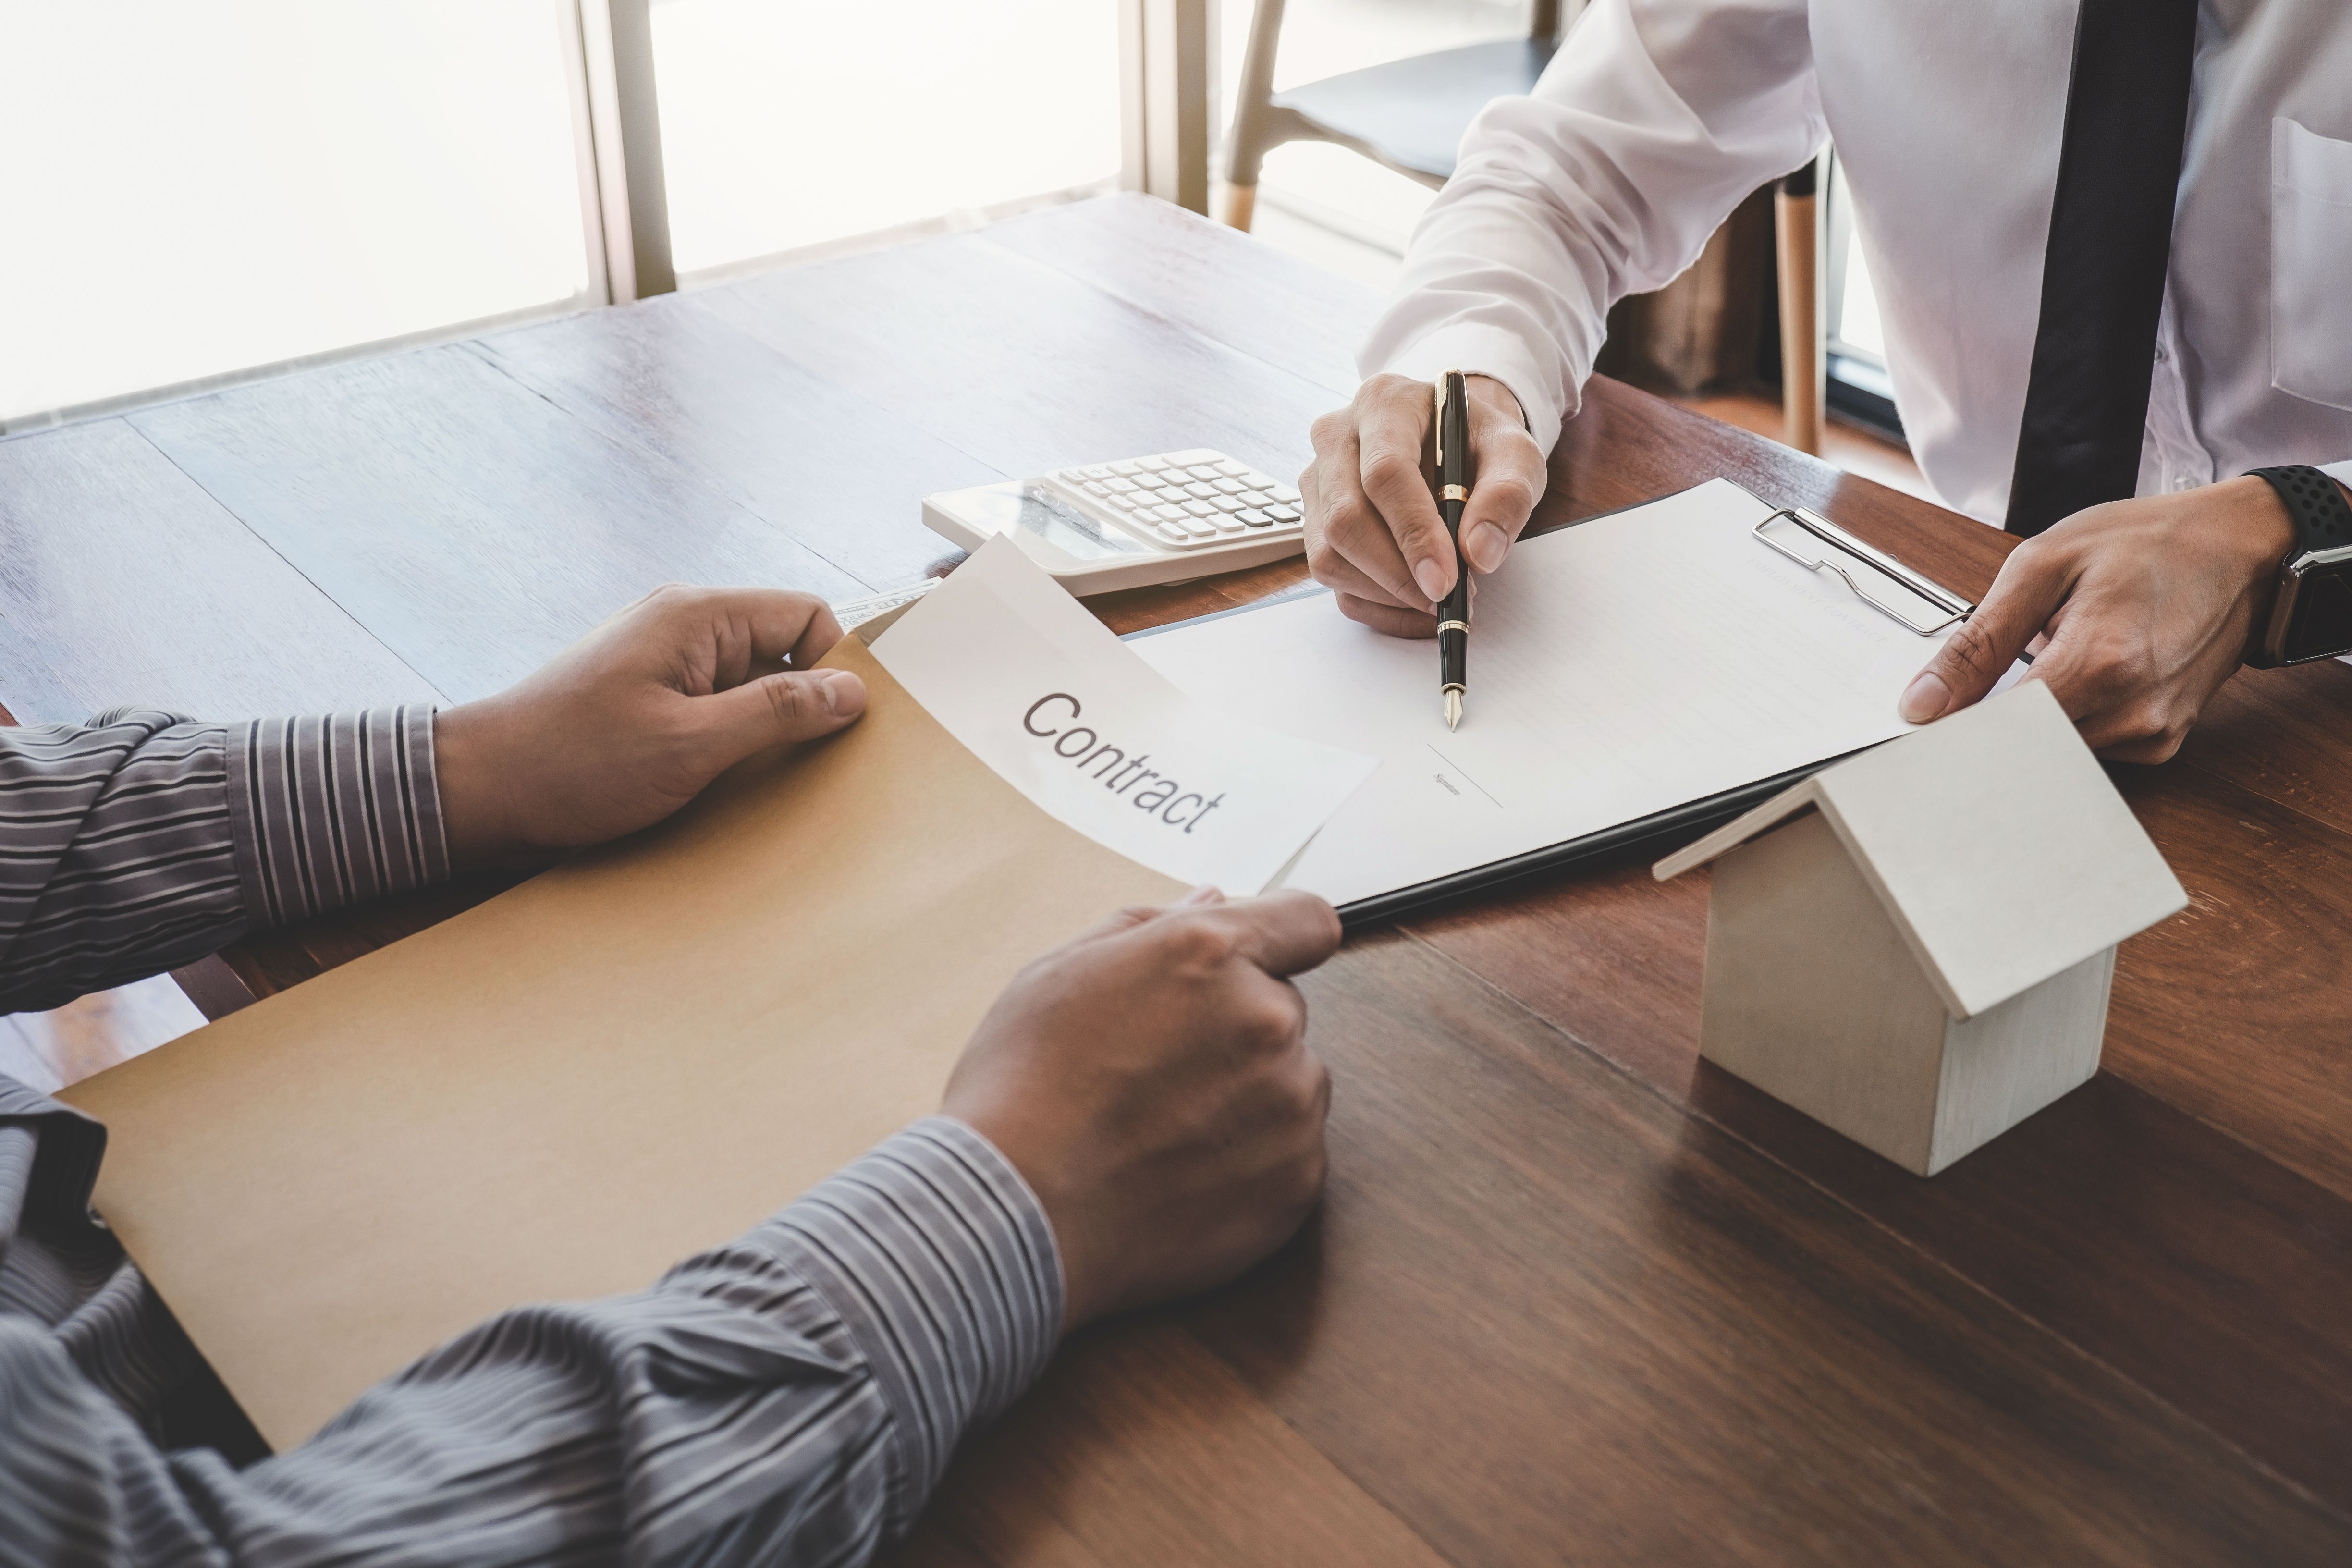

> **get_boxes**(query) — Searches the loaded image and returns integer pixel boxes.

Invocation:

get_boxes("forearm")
[1363,0,1822,451]
[0,707,445,1014]
[0,1120,1058,1568]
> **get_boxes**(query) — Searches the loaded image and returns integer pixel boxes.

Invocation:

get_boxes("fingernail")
[1466,522,1507,573]
[820,670,866,716]
[1412,559,1448,602]
[1179,884,1225,906]
[1898,671,1949,723]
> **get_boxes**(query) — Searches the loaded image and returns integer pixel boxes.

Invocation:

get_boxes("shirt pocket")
[2271,117,2352,413]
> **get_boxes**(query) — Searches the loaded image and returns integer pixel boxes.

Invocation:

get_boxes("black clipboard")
[1323,752,1850,928]
[1121,491,1972,931]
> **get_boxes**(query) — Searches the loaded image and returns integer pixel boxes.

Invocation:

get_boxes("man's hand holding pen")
[1301,372,1547,640]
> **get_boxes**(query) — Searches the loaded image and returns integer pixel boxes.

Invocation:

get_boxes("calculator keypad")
[1044,448,1303,551]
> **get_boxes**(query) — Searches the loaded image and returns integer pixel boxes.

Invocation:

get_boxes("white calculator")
[921,448,1306,595]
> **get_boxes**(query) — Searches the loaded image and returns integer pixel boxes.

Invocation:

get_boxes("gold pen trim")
[1436,620,1470,635]
[1433,369,1464,469]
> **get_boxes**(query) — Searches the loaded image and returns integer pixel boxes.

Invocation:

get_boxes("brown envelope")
[64,635,1182,1449]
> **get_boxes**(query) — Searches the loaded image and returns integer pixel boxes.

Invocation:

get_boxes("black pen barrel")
[1435,370,1472,720]
[1438,495,1470,690]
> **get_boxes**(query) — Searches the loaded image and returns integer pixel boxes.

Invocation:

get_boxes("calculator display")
[961,482,1152,561]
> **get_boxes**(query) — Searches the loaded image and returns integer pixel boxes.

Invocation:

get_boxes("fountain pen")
[1434,370,1471,729]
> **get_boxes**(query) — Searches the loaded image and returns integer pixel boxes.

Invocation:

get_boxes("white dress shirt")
[1364,0,2352,523]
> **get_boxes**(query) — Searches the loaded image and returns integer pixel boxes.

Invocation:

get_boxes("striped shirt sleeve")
[223,710,448,931]
[0,1117,1063,1567]
[0,707,446,1014]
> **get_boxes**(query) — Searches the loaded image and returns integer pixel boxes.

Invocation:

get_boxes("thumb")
[1898,545,2069,723]
[696,668,867,770]
[1199,889,1344,979]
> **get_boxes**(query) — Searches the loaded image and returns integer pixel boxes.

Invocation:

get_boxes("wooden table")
[4,194,2349,1564]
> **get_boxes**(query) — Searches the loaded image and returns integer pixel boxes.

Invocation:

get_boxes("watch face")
[2284,557,2352,663]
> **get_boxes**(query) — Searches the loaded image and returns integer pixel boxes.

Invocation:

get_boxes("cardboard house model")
[1653,682,2186,1176]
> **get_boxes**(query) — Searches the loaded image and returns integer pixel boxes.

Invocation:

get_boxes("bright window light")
[1838,231,1886,359]
[0,1,590,427]
[1827,154,1887,362]
[652,0,1123,275]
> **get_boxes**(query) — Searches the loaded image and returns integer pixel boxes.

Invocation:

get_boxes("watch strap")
[2247,465,2352,559]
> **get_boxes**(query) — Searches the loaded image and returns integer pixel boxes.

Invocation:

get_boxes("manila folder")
[63,637,1181,1450]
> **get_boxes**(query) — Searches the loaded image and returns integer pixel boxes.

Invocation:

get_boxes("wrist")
[2223,476,2300,645]
[2222,473,2300,564]
[944,1103,1103,1331]
[430,700,528,871]
[1467,373,1529,434]
[2229,475,2296,666]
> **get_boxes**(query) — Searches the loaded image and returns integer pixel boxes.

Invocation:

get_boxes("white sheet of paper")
[870,537,1377,893]
[1130,479,1962,908]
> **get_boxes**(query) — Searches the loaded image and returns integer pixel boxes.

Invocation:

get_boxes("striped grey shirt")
[0,710,1060,1566]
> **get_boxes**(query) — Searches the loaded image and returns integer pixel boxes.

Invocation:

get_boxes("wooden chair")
[1222,0,1828,457]
[1222,0,1565,231]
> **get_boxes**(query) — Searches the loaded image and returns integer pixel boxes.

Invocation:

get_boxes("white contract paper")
[1130,479,1962,908]
[870,536,1377,892]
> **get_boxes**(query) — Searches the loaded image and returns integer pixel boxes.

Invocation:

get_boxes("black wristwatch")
[2246,465,2352,668]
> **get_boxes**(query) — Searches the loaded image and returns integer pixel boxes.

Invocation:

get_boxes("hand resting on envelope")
[433,583,869,867]
[435,576,1345,1331]
[0,584,1355,1559]
[943,884,1345,1331]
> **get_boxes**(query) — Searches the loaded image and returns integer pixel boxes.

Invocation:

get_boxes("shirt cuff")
[223,707,450,930]
[751,1117,1061,1539]
[1372,321,1572,456]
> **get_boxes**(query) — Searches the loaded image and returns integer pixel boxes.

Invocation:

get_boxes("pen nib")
[1445,690,1462,731]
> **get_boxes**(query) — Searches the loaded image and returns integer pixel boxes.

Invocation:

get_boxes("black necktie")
[2004,0,2201,538]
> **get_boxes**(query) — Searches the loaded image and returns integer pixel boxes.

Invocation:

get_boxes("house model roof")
[1654,681,2187,1020]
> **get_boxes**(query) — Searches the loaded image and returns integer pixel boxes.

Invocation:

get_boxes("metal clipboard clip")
[1751,507,1972,636]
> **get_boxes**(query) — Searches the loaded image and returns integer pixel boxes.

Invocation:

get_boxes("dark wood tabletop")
[3,193,2349,1564]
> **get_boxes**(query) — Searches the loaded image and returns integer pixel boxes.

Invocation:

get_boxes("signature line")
[1424,744,1504,808]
